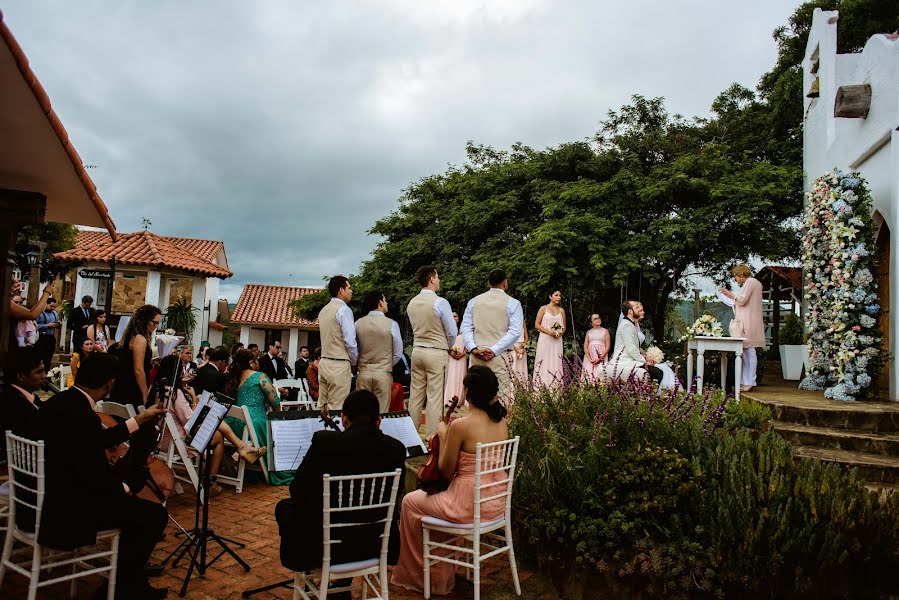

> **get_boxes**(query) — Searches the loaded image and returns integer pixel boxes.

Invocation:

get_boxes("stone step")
[773,421,899,456]
[794,445,899,484]
[865,481,899,503]
[749,396,899,433]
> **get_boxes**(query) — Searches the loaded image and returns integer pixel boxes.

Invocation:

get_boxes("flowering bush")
[800,170,882,400]
[678,314,723,342]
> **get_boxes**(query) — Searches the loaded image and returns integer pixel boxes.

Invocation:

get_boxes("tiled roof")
[54,229,232,278]
[0,9,116,239]
[231,284,321,328]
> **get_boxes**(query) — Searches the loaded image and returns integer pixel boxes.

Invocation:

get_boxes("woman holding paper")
[156,355,266,495]
[224,349,287,484]
[719,264,765,392]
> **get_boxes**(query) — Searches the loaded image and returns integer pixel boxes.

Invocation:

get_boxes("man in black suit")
[192,346,229,397]
[293,345,311,380]
[38,352,169,599]
[259,340,289,383]
[68,294,96,349]
[1,346,46,441]
[275,390,406,586]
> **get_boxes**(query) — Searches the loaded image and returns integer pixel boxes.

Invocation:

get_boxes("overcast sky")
[6,1,797,301]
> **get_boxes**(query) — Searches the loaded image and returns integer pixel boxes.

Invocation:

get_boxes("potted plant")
[164,296,198,340]
[778,312,806,380]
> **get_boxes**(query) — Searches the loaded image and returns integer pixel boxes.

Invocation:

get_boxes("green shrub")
[510,381,899,598]
[779,312,804,345]
[721,399,771,430]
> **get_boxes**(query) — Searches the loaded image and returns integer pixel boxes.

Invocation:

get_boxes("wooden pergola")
[756,265,802,348]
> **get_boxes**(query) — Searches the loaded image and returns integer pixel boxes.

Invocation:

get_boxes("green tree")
[15,222,78,281]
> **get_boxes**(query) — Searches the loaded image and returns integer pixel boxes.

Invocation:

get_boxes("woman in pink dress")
[511,328,529,385]
[581,313,610,382]
[444,311,468,407]
[532,290,566,388]
[392,366,510,595]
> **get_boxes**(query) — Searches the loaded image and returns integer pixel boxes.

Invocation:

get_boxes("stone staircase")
[745,379,899,495]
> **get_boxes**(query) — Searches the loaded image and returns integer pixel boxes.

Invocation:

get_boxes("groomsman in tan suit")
[460,269,523,402]
[355,290,404,413]
[406,266,457,436]
[316,276,358,410]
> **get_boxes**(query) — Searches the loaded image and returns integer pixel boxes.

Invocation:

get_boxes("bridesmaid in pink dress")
[511,328,529,385]
[532,290,566,388]
[581,313,609,382]
[444,311,468,407]
[392,366,510,595]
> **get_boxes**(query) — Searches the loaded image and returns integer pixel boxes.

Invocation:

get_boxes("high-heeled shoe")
[237,445,267,464]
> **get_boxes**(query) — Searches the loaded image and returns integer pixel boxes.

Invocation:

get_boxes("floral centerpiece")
[679,315,723,342]
[799,170,881,400]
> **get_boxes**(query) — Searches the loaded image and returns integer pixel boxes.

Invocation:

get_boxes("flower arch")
[799,169,882,401]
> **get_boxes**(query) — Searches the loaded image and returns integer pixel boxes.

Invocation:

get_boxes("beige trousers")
[409,347,448,436]
[469,350,514,404]
[356,369,393,414]
[318,358,352,410]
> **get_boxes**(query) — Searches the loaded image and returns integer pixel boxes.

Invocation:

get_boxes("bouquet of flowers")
[679,315,723,342]
[164,328,176,336]
[551,322,562,333]
[47,366,61,380]
[645,347,665,364]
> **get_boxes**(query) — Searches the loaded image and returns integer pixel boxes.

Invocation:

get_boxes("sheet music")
[187,400,228,454]
[271,418,338,471]
[380,414,428,457]
[182,394,208,437]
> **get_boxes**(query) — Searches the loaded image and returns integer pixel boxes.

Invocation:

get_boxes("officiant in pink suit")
[719,264,764,392]
[532,290,566,387]
[444,311,468,406]
[581,314,609,382]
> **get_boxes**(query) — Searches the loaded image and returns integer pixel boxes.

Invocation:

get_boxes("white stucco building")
[803,9,899,399]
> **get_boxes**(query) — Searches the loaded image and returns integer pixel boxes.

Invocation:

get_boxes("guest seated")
[192,346,229,396]
[155,355,266,495]
[223,349,283,482]
[275,389,406,589]
[67,337,94,387]
[391,365,510,595]
[38,352,169,599]
[1,346,46,441]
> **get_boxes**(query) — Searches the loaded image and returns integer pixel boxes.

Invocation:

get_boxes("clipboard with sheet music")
[267,409,428,472]
[183,392,233,454]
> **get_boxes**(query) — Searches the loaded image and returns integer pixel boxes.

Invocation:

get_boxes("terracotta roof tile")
[231,284,321,328]
[0,9,116,239]
[54,230,232,279]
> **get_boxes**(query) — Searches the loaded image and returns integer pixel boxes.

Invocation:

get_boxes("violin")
[416,395,459,495]
[320,406,342,432]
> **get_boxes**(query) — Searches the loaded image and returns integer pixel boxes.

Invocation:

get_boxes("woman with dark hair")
[111,304,161,408]
[87,310,112,352]
[66,337,94,388]
[155,355,265,495]
[581,313,610,383]
[532,289,566,387]
[392,365,510,594]
[223,349,286,483]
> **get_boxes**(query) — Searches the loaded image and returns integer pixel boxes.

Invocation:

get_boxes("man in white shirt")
[355,291,404,413]
[316,276,358,410]
[460,269,523,402]
[406,266,457,436]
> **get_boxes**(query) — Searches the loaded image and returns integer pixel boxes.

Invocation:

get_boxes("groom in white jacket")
[607,300,663,384]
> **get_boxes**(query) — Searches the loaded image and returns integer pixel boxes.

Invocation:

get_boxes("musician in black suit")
[37,352,169,599]
[192,346,229,396]
[275,389,406,581]
[258,340,289,383]
[68,295,96,348]
[1,346,46,442]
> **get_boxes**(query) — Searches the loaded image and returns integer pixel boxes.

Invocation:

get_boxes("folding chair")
[162,413,201,493]
[292,469,403,600]
[95,401,137,420]
[276,380,316,410]
[0,432,120,600]
[422,437,521,600]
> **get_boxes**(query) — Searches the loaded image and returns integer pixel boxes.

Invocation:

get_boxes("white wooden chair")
[0,432,120,600]
[0,481,9,537]
[275,380,315,410]
[58,366,71,391]
[422,437,521,600]
[162,413,201,493]
[291,469,403,600]
[95,401,137,420]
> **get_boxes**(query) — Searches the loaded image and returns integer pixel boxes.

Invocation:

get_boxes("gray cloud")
[5,0,796,301]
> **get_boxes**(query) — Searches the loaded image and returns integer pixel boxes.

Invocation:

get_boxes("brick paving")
[2,477,557,599]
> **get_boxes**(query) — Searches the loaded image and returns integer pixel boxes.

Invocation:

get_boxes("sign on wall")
[78,268,113,280]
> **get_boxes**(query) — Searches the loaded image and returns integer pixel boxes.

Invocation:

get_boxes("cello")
[416,395,459,494]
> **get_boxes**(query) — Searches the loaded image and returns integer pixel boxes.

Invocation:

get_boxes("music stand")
[162,393,251,596]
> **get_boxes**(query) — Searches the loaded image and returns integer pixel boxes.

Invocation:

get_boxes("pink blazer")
[734,277,765,348]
